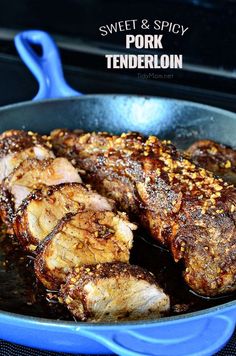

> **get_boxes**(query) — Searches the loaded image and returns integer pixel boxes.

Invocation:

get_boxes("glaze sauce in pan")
[0,228,71,320]
[0,225,234,320]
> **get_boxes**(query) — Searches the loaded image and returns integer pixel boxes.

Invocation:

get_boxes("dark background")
[0,0,235,106]
[0,1,235,355]
[0,0,236,68]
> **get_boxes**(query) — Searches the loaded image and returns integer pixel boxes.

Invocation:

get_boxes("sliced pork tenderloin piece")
[0,130,53,231]
[34,211,136,289]
[0,146,54,184]
[14,183,114,251]
[0,158,82,225]
[59,262,170,322]
[186,139,236,185]
[0,130,53,183]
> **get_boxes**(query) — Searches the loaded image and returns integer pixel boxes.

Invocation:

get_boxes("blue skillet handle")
[77,312,236,356]
[14,30,81,101]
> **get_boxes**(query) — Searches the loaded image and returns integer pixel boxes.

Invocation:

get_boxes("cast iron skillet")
[0,30,235,356]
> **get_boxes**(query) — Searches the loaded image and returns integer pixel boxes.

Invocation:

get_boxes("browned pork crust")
[0,130,52,157]
[186,139,236,185]
[51,129,236,296]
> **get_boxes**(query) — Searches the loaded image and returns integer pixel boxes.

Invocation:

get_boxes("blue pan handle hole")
[15,30,81,100]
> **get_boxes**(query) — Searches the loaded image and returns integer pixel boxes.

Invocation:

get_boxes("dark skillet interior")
[2,95,236,147]
[0,95,235,320]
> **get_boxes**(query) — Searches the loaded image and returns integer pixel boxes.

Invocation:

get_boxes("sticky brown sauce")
[131,233,235,316]
[0,228,71,320]
[0,225,234,321]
